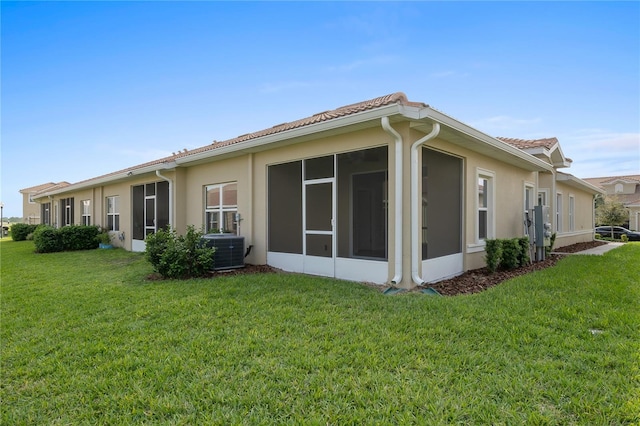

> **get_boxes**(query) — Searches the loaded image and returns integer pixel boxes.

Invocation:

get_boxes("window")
[82,200,91,226]
[60,198,74,226]
[205,182,237,234]
[569,195,575,232]
[41,203,51,226]
[477,170,495,241]
[538,189,548,207]
[524,184,535,235]
[615,183,623,193]
[556,193,563,233]
[28,193,36,204]
[106,196,120,231]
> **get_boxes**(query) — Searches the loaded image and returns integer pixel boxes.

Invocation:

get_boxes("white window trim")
[106,196,120,231]
[524,182,535,236]
[476,168,496,244]
[569,194,575,232]
[556,192,563,233]
[538,189,549,207]
[82,200,91,226]
[204,182,238,234]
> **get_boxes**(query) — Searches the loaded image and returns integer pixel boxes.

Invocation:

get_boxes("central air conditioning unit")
[200,234,245,270]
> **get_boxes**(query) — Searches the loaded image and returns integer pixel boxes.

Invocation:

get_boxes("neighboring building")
[19,182,70,224]
[583,175,640,231]
[23,93,603,288]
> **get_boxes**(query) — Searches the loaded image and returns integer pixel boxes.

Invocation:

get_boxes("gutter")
[411,122,441,286]
[380,116,403,285]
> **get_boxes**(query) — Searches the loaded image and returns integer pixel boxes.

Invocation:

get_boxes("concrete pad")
[571,242,624,255]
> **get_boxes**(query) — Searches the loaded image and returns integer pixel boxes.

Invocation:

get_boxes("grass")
[1,239,639,424]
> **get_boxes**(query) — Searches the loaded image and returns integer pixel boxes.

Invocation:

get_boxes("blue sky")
[2,1,639,217]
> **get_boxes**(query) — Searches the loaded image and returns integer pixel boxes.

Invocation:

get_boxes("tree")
[595,196,628,230]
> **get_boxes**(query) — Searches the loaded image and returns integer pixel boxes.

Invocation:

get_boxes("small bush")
[485,237,531,273]
[595,233,602,240]
[145,226,216,279]
[501,239,520,270]
[621,234,629,242]
[33,226,64,253]
[545,232,557,256]
[10,223,39,241]
[484,239,503,273]
[60,226,101,250]
[517,236,531,267]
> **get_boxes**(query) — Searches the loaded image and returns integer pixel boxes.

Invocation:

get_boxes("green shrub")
[33,225,100,253]
[517,236,531,267]
[621,234,629,242]
[10,223,39,241]
[595,233,602,240]
[484,239,503,273]
[145,227,171,268]
[545,232,557,256]
[33,226,64,253]
[501,239,520,270]
[145,226,216,279]
[60,226,100,250]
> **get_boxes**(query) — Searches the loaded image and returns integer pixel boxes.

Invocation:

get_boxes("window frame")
[556,192,563,233]
[60,197,74,227]
[204,182,238,234]
[82,200,91,226]
[476,168,495,243]
[569,194,575,232]
[106,196,120,231]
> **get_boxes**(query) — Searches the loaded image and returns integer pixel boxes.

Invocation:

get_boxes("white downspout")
[411,122,441,286]
[381,116,403,285]
[156,170,173,228]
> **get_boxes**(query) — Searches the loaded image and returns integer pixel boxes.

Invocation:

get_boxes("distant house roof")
[20,182,70,194]
[498,136,572,168]
[583,174,640,206]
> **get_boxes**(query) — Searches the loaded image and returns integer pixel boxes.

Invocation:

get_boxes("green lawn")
[2,239,639,425]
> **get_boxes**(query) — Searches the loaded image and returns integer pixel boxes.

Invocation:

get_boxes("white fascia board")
[556,173,605,194]
[34,161,178,200]
[176,104,406,166]
[417,107,554,172]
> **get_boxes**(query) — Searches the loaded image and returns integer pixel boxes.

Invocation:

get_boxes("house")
[24,93,603,288]
[19,182,70,224]
[583,175,640,231]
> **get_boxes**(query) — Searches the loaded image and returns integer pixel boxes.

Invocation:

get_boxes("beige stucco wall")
[553,181,596,248]
[29,118,599,287]
[21,193,41,224]
[416,130,538,272]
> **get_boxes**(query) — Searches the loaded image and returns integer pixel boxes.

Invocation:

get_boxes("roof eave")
[557,172,605,194]
[418,108,554,173]
[32,161,178,200]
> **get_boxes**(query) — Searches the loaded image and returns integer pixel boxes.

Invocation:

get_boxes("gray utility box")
[200,234,245,270]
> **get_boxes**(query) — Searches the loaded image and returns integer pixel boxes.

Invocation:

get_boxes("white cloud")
[559,130,640,178]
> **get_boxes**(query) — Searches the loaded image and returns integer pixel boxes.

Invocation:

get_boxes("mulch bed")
[423,241,608,296]
[147,241,608,297]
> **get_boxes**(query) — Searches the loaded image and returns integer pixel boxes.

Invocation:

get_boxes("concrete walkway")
[558,242,624,256]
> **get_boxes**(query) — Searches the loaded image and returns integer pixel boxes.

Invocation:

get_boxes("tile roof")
[20,182,70,194]
[34,182,71,195]
[61,92,426,187]
[586,174,640,185]
[497,137,558,150]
